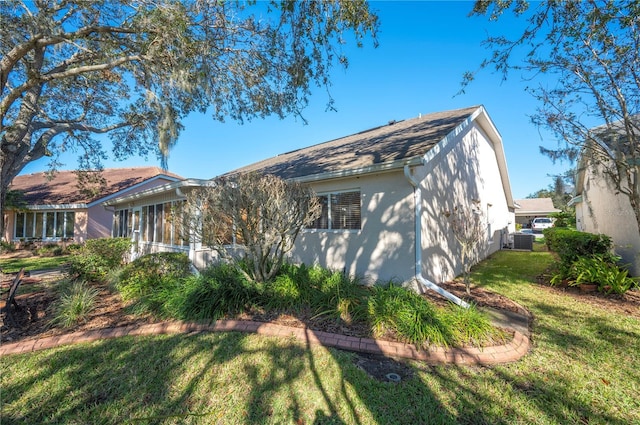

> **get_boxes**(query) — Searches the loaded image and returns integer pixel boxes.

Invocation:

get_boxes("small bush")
[51,281,100,327]
[68,238,132,281]
[440,304,502,346]
[35,243,64,257]
[1,240,16,253]
[117,252,192,300]
[368,283,500,348]
[173,264,262,320]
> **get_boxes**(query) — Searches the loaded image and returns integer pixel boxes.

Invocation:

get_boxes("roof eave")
[8,203,88,211]
[88,174,182,207]
[103,178,213,207]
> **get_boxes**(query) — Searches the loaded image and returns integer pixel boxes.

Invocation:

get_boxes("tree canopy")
[0,0,378,236]
[468,0,640,232]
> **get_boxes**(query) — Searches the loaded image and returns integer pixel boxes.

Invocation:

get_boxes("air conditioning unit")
[513,233,534,251]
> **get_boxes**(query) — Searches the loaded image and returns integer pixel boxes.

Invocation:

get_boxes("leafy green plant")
[34,243,64,257]
[309,269,367,323]
[1,240,16,253]
[67,238,132,281]
[171,265,262,320]
[50,281,100,327]
[367,283,499,348]
[564,254,638,294]
[117,252,192,300]
[440,304,504,346]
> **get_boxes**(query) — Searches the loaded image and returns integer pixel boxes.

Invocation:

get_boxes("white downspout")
[404,165,470,308]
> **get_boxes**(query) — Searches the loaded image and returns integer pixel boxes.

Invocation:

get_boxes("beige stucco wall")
[291,171,416,285]
[416,121,511,283]
[290,121,512,285]
[576,164,640,276]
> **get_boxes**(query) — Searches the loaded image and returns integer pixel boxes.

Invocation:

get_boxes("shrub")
[68,238,132,281]
[117,252,192,300]
[50,281,100,327]
[440,304,502,346]
[35,243,64,257]
[172,264,262,320]
[543,228,613,265]
[1,240,16,253]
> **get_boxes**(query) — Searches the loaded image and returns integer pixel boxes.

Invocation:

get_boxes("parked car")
[531,217,554,233]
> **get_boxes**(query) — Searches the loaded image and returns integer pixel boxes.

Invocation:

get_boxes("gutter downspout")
[404,164,470,308]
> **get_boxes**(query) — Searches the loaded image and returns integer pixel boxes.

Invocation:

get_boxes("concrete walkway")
[0,309,531,365]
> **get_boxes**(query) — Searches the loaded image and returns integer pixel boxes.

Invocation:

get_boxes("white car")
[531,217,554,233]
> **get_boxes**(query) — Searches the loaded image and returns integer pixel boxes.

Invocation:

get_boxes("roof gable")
[514,198,560,214]
[231,106,480,179]
[10,167,183,206]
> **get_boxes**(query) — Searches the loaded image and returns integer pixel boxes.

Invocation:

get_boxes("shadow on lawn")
[2,324,636,424]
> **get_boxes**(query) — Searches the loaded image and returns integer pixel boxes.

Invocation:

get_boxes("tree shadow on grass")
[3,315,639,424]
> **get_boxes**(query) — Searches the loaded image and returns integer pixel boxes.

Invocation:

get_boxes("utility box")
[513,233,534,251]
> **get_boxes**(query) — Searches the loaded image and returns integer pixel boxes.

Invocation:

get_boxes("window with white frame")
[308,190,361,230]
[14,211,75,240]
[115,201,188,246]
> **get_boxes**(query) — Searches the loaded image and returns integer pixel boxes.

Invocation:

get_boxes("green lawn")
[2,250,639,424]
[0,254,70,274]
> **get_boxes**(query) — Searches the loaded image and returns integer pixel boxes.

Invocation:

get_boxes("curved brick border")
[0,319,530,364]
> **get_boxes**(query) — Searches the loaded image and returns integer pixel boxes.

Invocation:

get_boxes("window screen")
[308,190,361,230]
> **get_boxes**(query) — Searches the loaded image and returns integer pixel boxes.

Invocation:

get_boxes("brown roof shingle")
[10,167,183,205]
[514,198,560,214]
[230,106,480,179]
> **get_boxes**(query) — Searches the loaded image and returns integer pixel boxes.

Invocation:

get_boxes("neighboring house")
[571,155,640,276]
[105,106,515,297]
[514,198,560,228]
[3,167,182,244]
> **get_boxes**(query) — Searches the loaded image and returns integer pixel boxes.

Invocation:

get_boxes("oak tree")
[0,0,378,237]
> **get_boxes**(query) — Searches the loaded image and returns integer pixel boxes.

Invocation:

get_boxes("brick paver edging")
[0,319,530,364]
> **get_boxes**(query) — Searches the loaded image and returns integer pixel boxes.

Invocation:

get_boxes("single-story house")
[570,123,640,275]
[514,198,560,228]
[3,167,182,245]
[105,106,516,302]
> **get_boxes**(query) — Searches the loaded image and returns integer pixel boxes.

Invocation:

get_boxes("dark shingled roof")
[230,106,481,179]
[9,167,183,205]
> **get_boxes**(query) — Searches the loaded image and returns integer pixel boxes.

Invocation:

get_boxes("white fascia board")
[291,156,424,184]
[88,174,182,207]
[103,178,213,207]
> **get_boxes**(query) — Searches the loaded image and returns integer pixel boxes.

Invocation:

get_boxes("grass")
[2,250,640,424]
[0,254,70,274]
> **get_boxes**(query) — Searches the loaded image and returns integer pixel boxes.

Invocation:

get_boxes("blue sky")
[20,0,572,199]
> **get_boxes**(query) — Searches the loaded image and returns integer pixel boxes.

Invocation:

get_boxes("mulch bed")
[2,270,639,346]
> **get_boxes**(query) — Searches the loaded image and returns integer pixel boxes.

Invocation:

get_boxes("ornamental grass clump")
[368,283,450,347]
[51,281,100,328]
[368,282,500,348]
